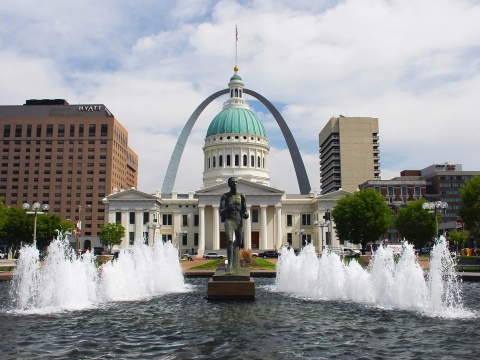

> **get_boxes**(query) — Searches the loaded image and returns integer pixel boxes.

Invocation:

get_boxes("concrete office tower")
[0,99,138,237]
[319,116,380,194]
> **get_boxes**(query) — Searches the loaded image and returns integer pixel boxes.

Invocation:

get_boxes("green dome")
[230,74,242,81]
[207,108,267,137]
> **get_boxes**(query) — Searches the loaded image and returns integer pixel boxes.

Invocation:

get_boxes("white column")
[198,205,206,257]
[135,211,143,243]
[121,211,129,248]
[260,205,268,249]
[245,206,251,249]
[275,205,282,250]
[212,205,220,250]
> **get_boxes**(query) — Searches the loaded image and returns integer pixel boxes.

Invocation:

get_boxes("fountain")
[0,235,478,358]
[275,236,469,318]
[9,237,187,313]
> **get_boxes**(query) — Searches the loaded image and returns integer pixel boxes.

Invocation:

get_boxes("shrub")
[240,249,253,264]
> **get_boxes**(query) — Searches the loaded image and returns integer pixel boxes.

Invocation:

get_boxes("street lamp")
[294,229,305,248]
[314,220,330,254]
[422,201,448,239]
[176,230,187,257]
[23,202,50,243]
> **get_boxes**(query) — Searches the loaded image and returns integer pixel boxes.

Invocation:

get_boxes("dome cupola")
[202,66,270,188]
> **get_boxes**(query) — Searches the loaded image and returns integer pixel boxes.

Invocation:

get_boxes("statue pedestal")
[207,267,255,300]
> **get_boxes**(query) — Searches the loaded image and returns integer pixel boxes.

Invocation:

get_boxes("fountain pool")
[0,237,478,359]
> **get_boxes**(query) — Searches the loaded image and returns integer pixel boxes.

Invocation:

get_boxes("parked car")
[343,248,361,258]
[203,252,225,259]
[251,252,259,258]
[419,247,431,255]
[258,250,279,258]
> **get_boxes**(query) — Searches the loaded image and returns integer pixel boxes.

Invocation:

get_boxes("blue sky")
[1,0,479,194]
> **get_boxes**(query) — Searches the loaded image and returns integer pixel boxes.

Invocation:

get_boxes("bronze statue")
[220,177,249,273]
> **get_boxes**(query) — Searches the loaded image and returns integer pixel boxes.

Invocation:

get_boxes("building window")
[36,125,42,137]
[194,233,199,246]
[219,155,223,167]
[301,214,311,226]
[89,124,96,137]
[143,212,149,224]
[182,235,188,246]
[251,155,254,167]
[101,124,108,136]
[3,125,10,137]
[226,154,231,166]
[129,232,134,245]
[252,209,259,222]
[286,214,293,227]
[115,212,121,223]
[213,156,216,168]
[79,124,84,137]
[58,124,65,137]
[235,154,239,166]
[194,215,199,226]
[257,156,261,168]
[243,154,247,166]
[15,125,22,137]
[182,214,188,226]
[26,125,32,137]
[287,233,292,245]
[129,212,135,224]
[163,214,172,226]
[46,124,53,137]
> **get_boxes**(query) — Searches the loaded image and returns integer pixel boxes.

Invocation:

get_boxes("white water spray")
[10,237,187,313]
[276,236,473,318]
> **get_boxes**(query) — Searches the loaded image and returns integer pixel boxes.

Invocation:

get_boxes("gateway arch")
[161,88,311,195]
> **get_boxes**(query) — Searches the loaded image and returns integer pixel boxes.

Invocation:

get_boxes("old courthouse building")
[103,68,352,256]
[0,99,138,241]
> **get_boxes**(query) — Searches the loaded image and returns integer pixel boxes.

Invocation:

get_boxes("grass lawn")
[189,258,276,271]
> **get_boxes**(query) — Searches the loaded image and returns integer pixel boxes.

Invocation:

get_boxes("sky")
[1,0,479,195]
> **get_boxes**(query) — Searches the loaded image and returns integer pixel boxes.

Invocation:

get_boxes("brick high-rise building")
[0,99,138,238]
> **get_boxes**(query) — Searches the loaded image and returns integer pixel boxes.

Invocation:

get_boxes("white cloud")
[1,0,479,195]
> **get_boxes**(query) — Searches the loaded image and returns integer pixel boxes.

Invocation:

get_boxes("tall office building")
[0,99,138,237]
[319,116,380,194]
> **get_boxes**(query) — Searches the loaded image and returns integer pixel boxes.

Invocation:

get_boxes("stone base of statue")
[207,267,255,300]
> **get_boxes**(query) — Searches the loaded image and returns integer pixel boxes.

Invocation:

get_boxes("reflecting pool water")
[0,236,478,359]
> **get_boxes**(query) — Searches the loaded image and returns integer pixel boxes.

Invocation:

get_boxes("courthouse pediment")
[197,179,284,196]
[196,179,284,206]
[105,188,158,201]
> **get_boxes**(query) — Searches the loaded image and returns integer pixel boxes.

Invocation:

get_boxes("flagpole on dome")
[235,25,238,69]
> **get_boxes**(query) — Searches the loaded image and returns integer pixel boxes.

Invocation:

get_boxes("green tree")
[459,175,480,239]
[98,222,125,253]
[332,188,392,253]
[0,206,31,249]
[448,229,469,253]
[395,199,435,248]
[0,205,71,251]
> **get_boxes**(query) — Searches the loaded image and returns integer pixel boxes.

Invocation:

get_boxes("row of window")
[374,186,422,196]
[208,154,265,169]
[3,124,109,138]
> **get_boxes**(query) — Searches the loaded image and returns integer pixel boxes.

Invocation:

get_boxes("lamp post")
[294,229,305,249]
[422,201,448,239]
[176,230,187,257]
[314,220,330,254]
[22,202,50,244]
